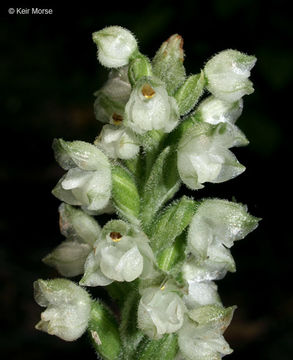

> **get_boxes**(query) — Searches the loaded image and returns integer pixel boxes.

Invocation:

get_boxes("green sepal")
[88,300,122,360]
[128,54,152,86]
[174,71,206,115]
[135,334,178,360]
[149,196,198,254]
[140,146,181,232]
[120,289,144,360]
[111,163,140,225]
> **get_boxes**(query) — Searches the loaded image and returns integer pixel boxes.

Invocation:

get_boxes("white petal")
[183,280,221,310]
[80,251,112,286]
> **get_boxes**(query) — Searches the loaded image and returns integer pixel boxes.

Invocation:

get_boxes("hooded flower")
[34,279,91,341]
[124,76,179,134]
[177,122,245,190]
[196,95,248,147]
[43,204,101,277]
[52,139,112,213]
[80,220,157,286]
[137,281,186,339]
[204,49,256,102]
[185,199,259,280]
[92,26,138,68]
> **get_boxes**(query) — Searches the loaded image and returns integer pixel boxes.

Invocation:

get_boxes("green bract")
[35,26,260,360]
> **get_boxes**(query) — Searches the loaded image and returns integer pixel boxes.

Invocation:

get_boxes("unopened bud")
[152,34,186,94]
[93,26,138,68]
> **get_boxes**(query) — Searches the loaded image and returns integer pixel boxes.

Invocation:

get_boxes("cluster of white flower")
[34,26,260,360]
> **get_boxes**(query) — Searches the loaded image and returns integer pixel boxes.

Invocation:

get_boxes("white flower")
[178,304,235,360]
[94,66,131,124]
[177,122,245,190]
[92,26,138,68]
[204,49,256,102]
[188,199,259,256]
[95,124,139,160]
[34,279,91,341]
[178,317,232,360]
[137,281,186,339]
[52,139,111,213]
[124,76,179,134]
[197,95,248,147]
[184,199,259,280]
[43,204,101,277]
[80,220,157,286]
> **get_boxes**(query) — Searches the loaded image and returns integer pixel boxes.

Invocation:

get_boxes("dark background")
[0,0,292,358]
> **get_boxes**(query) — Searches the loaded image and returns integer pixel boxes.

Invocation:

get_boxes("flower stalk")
[34,25,260,360]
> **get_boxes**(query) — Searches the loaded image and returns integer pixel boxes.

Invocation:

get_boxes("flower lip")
[110,231,122,242]
[142,83,156,99]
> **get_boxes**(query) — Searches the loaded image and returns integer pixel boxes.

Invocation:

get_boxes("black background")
[0,0,292,359]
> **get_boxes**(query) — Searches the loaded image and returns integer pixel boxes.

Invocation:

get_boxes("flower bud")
[95,124,139,160]
[204,49,256,102]
[177,122,245,190]
[34,279,91,341]
[152,34,186,94]
[137,281,186,339]
[124,77,179,134]
[93,26,138,68]
[94,66,131,124]
[80,220,157,286]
